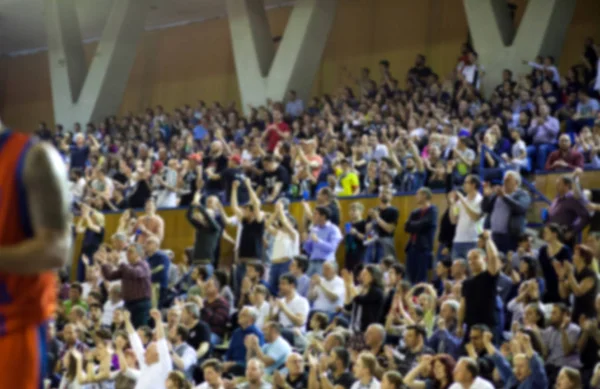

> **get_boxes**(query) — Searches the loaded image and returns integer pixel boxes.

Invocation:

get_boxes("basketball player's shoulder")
[23,141,65,176]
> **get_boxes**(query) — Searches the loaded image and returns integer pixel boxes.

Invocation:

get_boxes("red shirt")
[544,149,584,170]
[266,122,290,152]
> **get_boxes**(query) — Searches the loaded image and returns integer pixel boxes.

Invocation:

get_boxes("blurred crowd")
[42,38,600,389]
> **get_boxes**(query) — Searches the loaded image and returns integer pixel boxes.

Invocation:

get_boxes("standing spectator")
[186,192,221,275]
[366,187,399,263]
[345,202,368,273]
[203,141,229,199]
[199,277,230,345]
[101,284,124,327]
[526,104,560,170]
[75,203,105,282]
[482,171,531,253]
[62,282,88,316]
[136,198,165,245]
[560,244,597,321]
[266,201,300,296]
[567,90,599,133]
[308,261,346,317]
[258,155,290,202]
[449,357,494,389]
[303,206,342,276]
[144,236,170,308]
[404,187,438,283]
[154,159,179,208]
[285,90,304,118]
[262,109,291,153]
[457,232,501,339]
[449,175,483,259]
[344,265,385,338]
[547,175,591,245]
[545,134,585,171]
[538,223,572,304]
[100,243,152,327]
[230,178,265,294]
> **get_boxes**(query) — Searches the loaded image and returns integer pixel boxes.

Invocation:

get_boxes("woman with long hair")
[538,223,572,303]
[560,244,598,321]
[555,367,582,389]
[165,371,192,389]
[403,354,455,389]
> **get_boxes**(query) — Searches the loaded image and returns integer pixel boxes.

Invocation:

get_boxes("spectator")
[285,90,304,118]
[258,155,290,202]
[403,353,456,389]
[343,265,385,337]
[272,273,310,337]
[199,277,230,345]
[272,352,307,389]
[196,359,225,389]
[567,90,600,133]
[366,187,399,263]
[237,358,271,389]
[144,236,170,308]
[449,357,494,389]
[547,175,591,244]
[266,201,300,296]
[540,304,582,382]
[100,243,152,327]
[312,346,356,389]
[186,191,221,275]
[168,325,197,380]
[62,282,88,316]
[538,223,572,304]
[289,255,310,298]
[179,303,211,362]
[345,202,368,273]
[404,187,438,283]
[386,324,434,375]
[481,171,531,253]
[449,174,483,259]
[351,352,381,389]
[560,244,597,321]
[308,261,346,317]
[545,134,585,171]
[223,306,264,375]
[136,198,165,245]
[303,206,343,276]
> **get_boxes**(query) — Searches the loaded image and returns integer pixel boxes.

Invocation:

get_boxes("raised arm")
[124,310,146,369]
[483,231,501,276]
[244,177,263,222]
[0,142,71,273]
[230,180,244,219]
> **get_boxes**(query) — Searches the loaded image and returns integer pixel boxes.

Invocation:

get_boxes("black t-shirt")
[222,168,250,204]
[286,373,308,389]
[327,202,341,226]
[370,206,399,238]
[187,320,211,350]
[127,179,151,209]
[179,170,198,206]
[239,218,265,259]
[329,371,356,389]
[462,271,499,328]
[572,267,598,321]
[203,154,228,191]
[260,165,290,198]
[346,220,367,257]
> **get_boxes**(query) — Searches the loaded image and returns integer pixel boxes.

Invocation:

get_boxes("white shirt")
[271,229,300,261]
[449,377,494,389]
[311,276,345,313]
[274,292,310,332]
[101,299,124,327]
[350,378,381,389]
[195,383,225,389]
[255,300,271,329]
[129,333,172,389]
[453,193,483,243]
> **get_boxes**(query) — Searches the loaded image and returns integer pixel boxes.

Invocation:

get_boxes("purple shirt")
[548,192,591,233]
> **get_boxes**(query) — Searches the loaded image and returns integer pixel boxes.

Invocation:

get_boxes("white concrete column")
[463,0,575,97]
[226,0,337,114]
[46,0,151,127]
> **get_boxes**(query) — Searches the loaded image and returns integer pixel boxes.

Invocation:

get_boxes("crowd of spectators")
[40,37,600,389]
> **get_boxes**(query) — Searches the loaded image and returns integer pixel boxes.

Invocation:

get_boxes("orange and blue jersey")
[0,129,56,388]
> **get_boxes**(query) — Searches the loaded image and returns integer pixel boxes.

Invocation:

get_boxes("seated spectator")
[526,103,560,170]
[545,134,585,171]
[179,303,211,361]
[308,261,346,316]
[449,357,494,389]
[236,358,271,389]
[272,352,307,389]
[168,325,197,380]
[196,359,225,389]
[567,89,599,133]
[385,324,434,376]
[199,277,230,345]
[540,304,581,382]
[351,351,381,389]
[403,353,456,389]
[223,306,264,375]
[272,273,310,338]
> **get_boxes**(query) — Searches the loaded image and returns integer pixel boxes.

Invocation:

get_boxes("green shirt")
[63,299,88,315]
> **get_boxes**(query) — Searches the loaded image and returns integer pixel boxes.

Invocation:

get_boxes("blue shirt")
[303,222,342,262]
[296,274,310,297]
[146,251,170,289]
[193,125,208,141]
[224,325,264,365]
[69,145,90,170]
[262,336,292,375]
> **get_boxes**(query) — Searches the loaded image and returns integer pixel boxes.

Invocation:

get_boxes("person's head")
[127,243,144,264]
[503,170,521,193]
[89,303,103,322]
[201,359,223,386]
[144,236,160,256]
[403,325,426,350]
[181,302,200,326]
[317,187,333,205]
[113,330,129,351]
[467,249,486,275]
[165,371,191,389]
[349,202,364,221]
[278,273,297,296]
[353,352,378,381]
[432,354,456,383]
[379,187,393,205]
[245,358,265,384]
[436,259,452,279]
[462,174,481,194]
[556,175,573,196]
[381,371,403,389]
[169,325,188,345]
[416,187,432,206]
[290,256,308,276]
[262,155,279,173]
[63,323,77,345]
[523,303,544,327]
[329,347,350,372]
[250,284,268,306]
[324,332,345,353]
[453,357,479,384]
[364,324,385,348]
[285,352,304,376]
[322,261,338,280]
[310,312,329,331]
[359,264,383,289]
[389,263,405,285]
[246,263,265,282]
[238,306,259,329]
[512,353,531,382]
[451,259,467,278]
[573,244,594,269]
[69,283,83,301]
[145,198,156,215]
[558,134,572,152]
[556,367,582,389]
[440,300,459,321]
[543,223,564,243]
[313,206,331,226]
[204,277,220,298]
[578,89,589,102]
[469,325,490,352]
[550,303,570,327]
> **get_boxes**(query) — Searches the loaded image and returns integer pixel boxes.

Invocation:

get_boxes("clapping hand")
[150,309,162,322]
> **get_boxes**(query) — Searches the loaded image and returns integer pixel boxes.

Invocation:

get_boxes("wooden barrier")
[70,169,600,278]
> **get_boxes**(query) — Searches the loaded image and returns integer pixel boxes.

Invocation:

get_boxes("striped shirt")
[101,260,152,302]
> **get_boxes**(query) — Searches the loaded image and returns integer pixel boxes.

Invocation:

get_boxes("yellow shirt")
[337,169,359,196]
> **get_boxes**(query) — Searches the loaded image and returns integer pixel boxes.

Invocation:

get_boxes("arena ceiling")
[0,0,294,56]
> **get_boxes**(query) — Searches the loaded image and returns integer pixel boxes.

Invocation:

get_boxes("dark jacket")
[186,204,221,263]
[482,189,531,237]
[404,205,438,252]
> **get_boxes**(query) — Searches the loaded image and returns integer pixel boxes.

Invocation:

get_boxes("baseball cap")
[151,160,164,174]
[188,153,203,163]
[229,154,242,165]
[458,129,471,138]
